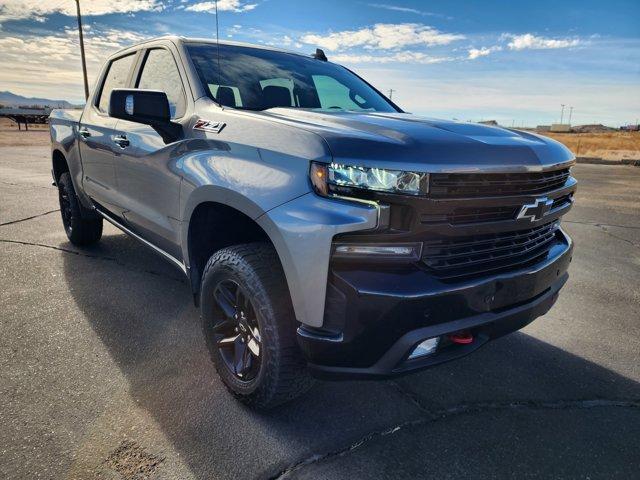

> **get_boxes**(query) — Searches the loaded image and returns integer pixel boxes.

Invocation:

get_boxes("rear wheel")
[200,243,313,408]
[58,172,102,246]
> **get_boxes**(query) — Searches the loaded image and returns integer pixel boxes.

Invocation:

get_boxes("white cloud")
[0,27,149,102]
[367,3,451,19]
[506,33,580,50]
[0,0,164,23]
[332,51,452,65]
[300,23,465,51]
[185,0,258,13]
[468,45,502,59]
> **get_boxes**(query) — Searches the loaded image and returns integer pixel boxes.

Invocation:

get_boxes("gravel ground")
[1,145,639,479]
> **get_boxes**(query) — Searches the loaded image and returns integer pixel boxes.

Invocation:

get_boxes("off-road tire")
[58,172,102,246]
[200,243,314,409]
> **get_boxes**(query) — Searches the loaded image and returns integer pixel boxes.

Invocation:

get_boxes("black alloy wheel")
[200,243,314,408]
[58,178,74,237]
[212,279,262,381]
[57,172,102,246]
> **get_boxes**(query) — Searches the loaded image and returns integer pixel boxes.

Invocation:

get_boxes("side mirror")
[109,88,182,143]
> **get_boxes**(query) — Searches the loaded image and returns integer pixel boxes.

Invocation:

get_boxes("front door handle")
[78,127,91,138]
[113,134,130,149]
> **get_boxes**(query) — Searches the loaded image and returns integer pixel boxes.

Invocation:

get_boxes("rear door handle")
[113,134,130,149]
[78,127,91,138]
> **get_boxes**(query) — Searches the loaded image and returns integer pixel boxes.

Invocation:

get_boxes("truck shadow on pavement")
[61,232,640,480]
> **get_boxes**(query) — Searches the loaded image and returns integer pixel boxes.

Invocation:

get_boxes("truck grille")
[421,205,519,226]
[429,168,571,197]
[422,221,561,279]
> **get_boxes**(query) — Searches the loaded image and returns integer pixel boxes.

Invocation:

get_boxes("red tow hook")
[449,331,474,345]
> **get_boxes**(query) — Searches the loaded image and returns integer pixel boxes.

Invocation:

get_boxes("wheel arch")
[52,149,69,184]
[185,198,284,306]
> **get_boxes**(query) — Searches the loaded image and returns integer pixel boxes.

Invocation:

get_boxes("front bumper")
[298,229,573,379]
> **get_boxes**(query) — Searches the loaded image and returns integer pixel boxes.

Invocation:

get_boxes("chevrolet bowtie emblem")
[517,197,554,222]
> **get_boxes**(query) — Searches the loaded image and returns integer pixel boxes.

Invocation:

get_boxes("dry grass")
[541,132,640,160]
[0,117,50,147]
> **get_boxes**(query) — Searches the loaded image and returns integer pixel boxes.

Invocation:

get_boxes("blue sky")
[0,0,638,126]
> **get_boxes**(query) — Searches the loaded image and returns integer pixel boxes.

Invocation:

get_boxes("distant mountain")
[0,91,82,109]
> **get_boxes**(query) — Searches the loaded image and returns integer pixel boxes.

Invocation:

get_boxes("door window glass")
[137,49,186,118]
[97,54,135,114]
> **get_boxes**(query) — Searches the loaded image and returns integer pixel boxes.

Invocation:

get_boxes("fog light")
[408,337,440,359]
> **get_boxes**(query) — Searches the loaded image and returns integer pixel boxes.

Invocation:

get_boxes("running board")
[95,209,188,275]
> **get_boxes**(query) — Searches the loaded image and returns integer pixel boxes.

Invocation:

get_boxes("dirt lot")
[542,131,640,161]
[0,118,50,147]
[1,133,639,479]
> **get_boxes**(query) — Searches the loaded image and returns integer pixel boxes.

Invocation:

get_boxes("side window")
[137,49,186,119]
[312,75,368,111]
[97,54,136,114]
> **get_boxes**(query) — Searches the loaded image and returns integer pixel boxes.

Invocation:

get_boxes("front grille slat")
[421,206,518,225]
[424,233,556,268]
[422,222,561,279]
[423,226,556,261]
[430,168,571,197]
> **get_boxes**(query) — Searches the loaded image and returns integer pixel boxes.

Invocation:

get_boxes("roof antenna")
[214,0,222,106]
[312,48,328,62]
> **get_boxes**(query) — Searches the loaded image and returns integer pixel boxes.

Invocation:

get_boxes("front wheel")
[200,243,313,408]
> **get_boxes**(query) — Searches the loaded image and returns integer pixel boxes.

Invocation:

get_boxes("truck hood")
[258,109,575,172]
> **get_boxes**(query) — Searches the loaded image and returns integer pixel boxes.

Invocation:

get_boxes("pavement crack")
[267,397,640,479]
[564,219,640,231]
[0,209,59,227]
[598,225,640,249]
[0,238,186,283]
[0,180,53,190]
[389,380,431,414]
[564,220,640,248]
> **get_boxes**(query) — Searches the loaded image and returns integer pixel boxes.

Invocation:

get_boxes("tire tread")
[200,243,313,408]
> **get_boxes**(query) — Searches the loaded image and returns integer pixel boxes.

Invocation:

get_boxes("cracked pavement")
[1,147,639,479]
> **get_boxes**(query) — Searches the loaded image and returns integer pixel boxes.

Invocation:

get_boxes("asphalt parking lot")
[1,144,639,480]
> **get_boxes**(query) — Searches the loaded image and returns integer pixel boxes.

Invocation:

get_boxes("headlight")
[310,162,429,197]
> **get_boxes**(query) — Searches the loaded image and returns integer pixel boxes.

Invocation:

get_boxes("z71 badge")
[193,119,226,134]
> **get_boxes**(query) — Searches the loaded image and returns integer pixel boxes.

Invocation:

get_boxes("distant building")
[550,124,572,133]
[478,120,499,126]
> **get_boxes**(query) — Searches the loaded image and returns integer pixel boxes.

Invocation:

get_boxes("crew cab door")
[78,52,137,212]
[112,47,188,260]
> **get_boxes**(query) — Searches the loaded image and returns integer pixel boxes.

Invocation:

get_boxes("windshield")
[187,43,398,113]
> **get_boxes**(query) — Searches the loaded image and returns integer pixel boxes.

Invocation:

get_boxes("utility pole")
[568,106,573,125]
[75,0,89,100]
[560,104,565,124]
[388,89,395,101]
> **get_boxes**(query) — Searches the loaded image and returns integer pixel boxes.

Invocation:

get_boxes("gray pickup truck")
[50,36,576,408]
